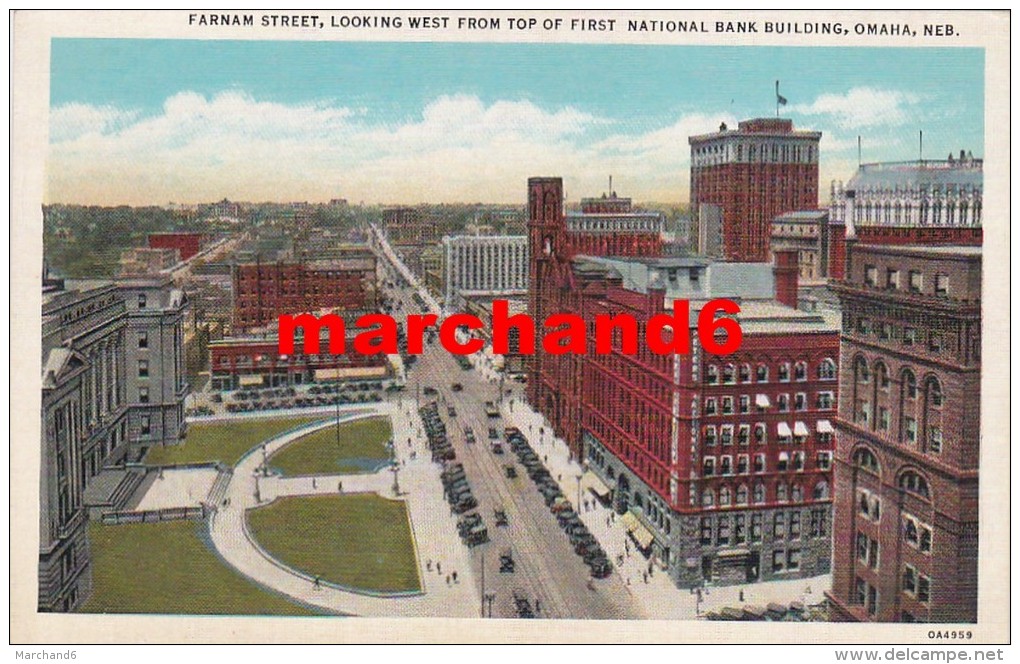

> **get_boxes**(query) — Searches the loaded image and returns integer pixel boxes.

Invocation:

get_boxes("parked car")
[499,550,515,573]
[451,383,463,392]
[504,464,517,479]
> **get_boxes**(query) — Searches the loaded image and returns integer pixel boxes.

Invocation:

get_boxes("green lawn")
[145,415,329,467]
[268,416,393,476]
[80,520,319,615]
[247,494,421,594]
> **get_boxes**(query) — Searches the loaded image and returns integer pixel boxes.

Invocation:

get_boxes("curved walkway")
[207,400,479,617]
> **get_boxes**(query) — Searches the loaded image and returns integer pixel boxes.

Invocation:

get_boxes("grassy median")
[246,494,420,594]
[144,415,329,467]
[268,416,392,476]
[80,520,319,615]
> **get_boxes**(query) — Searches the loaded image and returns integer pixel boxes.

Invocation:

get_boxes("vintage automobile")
[499,550,515,573]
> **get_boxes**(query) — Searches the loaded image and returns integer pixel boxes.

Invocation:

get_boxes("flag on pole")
[776,80,788,106]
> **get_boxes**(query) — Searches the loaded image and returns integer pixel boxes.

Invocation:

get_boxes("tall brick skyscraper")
[827,241,981,623]
[690,118,821,262]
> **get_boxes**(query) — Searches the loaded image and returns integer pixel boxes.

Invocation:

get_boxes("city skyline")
[48,40,983,206]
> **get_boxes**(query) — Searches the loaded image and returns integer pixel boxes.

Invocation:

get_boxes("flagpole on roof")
[776,80,780,118]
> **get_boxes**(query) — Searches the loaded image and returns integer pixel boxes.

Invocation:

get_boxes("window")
[903,515,933,553]
[878,322,892,341]
[706,365,719,384]
[817,391,834,409]
[751,514,763,542]
[756,364,769,382]
[790,512,802,538]
[856,400,871,425]
[810,509,828,537]
[865,265,878,287]
[138,360,149,378]
[705,398,717,415]
[779,363,791,382]
[877,364,890,390]
[776,483,788,503]
[794,393,807,411]
[853,447,880,474]
[722,397,733,414]
[904,371,918,399]
[138,331,148,349]
[868,585,879,616]
[929,333,942,353]
[719,487,732,507]
[703,458,715,476]
[734,514,747,543]
[754,423,766,444]
[909,270,923,293]
[935,274,950,296]
[879,407,891,432]
[794,362,807,381]
[854,578,867,605]
[792,452,804,472]
[738,425,750,446]
[917,575,931,603]
[773,550,785,573]
[777,453,789,472]
[753,483,765,504]
[902,565,917,594]
[739,364,751,383]
[753,454,766,474]
[700,517,713,545]
[898,471,930,499]
[702,489,715,507]
[777,394,789,412]
[138,293,147,309]
[720,426,733,446]
[886,269,900,290]
[138,387,149,404]
[720,456,732,476]
[723,364,736,384]
[739,395,750,414]
[773,513,786,538]
[140,416,151,436]
[928,427,943,454]
[787,549,801,571]
[737,455,749,475]
[736,484,749,505]
[904,327,918,346]
[816,452,832,471]
[905,417,918,443]
[704,426,717,446]
[818,358,836,380]
[869,539,880,569]
[928,378,943,407]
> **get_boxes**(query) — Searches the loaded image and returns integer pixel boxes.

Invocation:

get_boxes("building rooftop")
[854,243,983,258]
[845,159,982,191]
[774,210,828,222]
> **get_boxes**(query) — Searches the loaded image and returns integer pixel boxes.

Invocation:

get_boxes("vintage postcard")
[10,9,1010,647]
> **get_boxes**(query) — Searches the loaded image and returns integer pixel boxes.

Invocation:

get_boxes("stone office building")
[39,274,188,612]
[441,234,528,310]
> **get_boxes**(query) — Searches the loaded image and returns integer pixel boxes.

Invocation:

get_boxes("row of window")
[705,359,836,385]
[705,392,835,416]
[699,509,829,547]
[854,317,946,353]
[704,422,834,447]
[864,265,952,296]
[701,480,830,508]
[703,451,832,476]
[852,406,945,454]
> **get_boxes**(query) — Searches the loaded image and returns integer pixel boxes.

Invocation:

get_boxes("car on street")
[464,428,476,444]
[503,464,517,479]
[451,383,463,392]
[423,386,438,396]
[447,405,457,417]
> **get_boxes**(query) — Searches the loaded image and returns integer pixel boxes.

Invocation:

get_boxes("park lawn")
[268,416,392,476]
[145,415,329,467]
[80,520,319,615]
[247,494,420,594]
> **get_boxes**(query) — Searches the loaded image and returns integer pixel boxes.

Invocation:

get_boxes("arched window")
[813,480,830,500]
[706,364,719,384]
[898,471,931,499]
[702,488,716,507]
[776,483,788,502]
[756,364,769,383]
[926,377,943,407]
[855,357,871,384]
[753,483,766,504]
[875,362,890,390]
[736,484,749,505]
[818,358,837,380]
[853,447,880,474]
[791,484,804,502]
[719,486,732,506]
[739,363,751,383]
[902,369,918,400]
[723,364,736,384]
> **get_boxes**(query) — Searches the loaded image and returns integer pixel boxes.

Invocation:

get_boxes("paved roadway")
[380,271,645,620]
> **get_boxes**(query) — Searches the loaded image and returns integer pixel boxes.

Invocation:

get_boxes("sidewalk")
[207,401,478,617]
[502,397,830,620]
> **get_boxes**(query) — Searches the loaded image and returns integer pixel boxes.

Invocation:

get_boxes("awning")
[777,422,792,438]
[581,471,612,498]
[794,421,809,437]
[239,374,263,387]
[314,366,387,382]
[755,394,771,408]
[621,511,655,550]
[817,420,834,434]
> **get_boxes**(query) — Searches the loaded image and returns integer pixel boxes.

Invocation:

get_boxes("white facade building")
[442,235,528,309]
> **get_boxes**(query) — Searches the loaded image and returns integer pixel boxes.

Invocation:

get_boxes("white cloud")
[47,91,735,204]
[789,86,921,129]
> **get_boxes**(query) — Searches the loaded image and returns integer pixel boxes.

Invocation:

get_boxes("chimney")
[773,248,799,309]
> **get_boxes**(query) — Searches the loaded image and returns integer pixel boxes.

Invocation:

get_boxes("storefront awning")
[581,471,612,498]
[314,366,387,382]
[794,421,809,437]
[621,511,655,550]
[755,394,771,408]
[817,420,834,434]
[777,422,792,438]
[239,374,263,387]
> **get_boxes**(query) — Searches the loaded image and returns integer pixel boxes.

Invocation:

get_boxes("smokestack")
[773,248,799,309]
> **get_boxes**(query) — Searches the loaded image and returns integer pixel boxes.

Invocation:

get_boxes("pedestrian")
[427,559,432,571]
[643,572,648,584]
[338,481,343,493]
[446,575,450,585]
[314,576,321,589]
[452,571,458,583]
[312,477,317,489]
[739,590,745,602]
[437,562,442,574]
[535,599,540,613]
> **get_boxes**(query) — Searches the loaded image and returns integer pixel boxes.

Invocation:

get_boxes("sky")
[47,39,984,206]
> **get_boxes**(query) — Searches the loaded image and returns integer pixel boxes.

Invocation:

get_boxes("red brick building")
[690,118,821,263]
[527,177,839,588]
[148,232,208,262]
[384,207,438,245]
[827,240,981,623]
[209,334,390,391]
[231,257,377,333]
